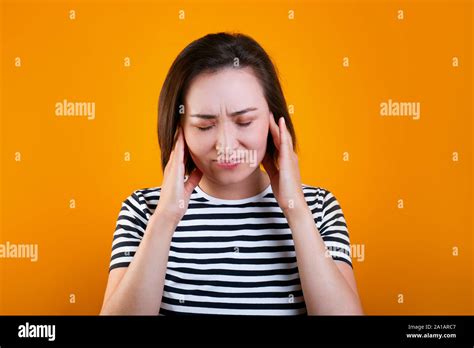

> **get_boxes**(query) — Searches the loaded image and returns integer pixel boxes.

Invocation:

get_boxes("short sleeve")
[317,190,353,268]
[108,191,149,272]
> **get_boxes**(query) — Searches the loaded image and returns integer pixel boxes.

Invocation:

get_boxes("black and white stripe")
[109,184,352,315]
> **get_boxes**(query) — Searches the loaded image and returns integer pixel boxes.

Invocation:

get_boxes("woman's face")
[182,66,270,185]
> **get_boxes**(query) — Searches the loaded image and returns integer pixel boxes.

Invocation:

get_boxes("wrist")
[149,208,181,232]
[282,197,311,221]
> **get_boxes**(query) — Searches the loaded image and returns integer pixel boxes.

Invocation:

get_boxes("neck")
[198,168,270,200]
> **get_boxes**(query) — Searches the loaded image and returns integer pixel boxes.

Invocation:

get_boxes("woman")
[100,32,363,315]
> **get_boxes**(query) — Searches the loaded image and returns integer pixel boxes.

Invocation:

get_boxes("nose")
[216,120,238,156]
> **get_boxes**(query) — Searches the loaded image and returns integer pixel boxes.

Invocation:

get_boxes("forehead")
[185,67,267,114]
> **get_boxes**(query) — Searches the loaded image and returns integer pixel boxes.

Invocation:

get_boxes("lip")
[214,160,240,169]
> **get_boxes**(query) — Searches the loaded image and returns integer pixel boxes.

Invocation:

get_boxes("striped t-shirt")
[108,183,352,315]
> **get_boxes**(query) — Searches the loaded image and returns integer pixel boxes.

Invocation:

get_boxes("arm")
[283,202,364,315]
[100,211,177,315]
[262,114,363,315]
[100,126,201,315]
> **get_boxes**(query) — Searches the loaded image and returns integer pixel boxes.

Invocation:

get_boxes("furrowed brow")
[190,107,258,119]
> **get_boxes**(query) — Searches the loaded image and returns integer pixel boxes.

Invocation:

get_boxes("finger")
[167,126,180,174]
[174,127,185,166]
[281,117,294,152]
[183,135,189,165]
[279,117,290,155]
[172,126,180,147]
[184,167,203,194]
[169,128,185,180]
[164,146,175,179]
[268,113,280,151]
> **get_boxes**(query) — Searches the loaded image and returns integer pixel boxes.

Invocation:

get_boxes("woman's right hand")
[153,126,203,226]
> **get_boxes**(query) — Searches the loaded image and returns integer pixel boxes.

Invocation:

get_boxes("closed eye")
[238,122,252,127]
[197,125,214,131]
[196,121,252,131]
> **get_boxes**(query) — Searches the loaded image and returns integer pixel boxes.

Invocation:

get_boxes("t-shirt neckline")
[194,183,272,204]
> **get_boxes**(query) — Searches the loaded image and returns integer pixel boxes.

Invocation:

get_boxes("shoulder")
[120,186,162,219]
[301,183,332,206]
[301,184,330,198]
[300,184,344,214]
[301,184,350,239]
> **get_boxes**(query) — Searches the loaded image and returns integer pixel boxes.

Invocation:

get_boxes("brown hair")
[158,32,297,175]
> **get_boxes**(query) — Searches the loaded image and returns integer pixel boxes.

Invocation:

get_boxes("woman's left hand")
[262,113,306,214]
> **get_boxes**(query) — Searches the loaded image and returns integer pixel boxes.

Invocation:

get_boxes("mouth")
[213,159,240,169]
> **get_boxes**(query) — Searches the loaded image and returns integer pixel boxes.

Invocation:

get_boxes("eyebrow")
[190,107,258,119]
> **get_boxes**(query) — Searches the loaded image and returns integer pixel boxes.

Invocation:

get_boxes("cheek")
[242,122,269,160]
[183,129,213,159]
[186,136,211,174]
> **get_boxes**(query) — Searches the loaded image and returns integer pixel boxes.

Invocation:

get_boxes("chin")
[206,165,254,186]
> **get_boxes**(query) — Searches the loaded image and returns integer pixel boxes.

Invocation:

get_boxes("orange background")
[0,0,472,314]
